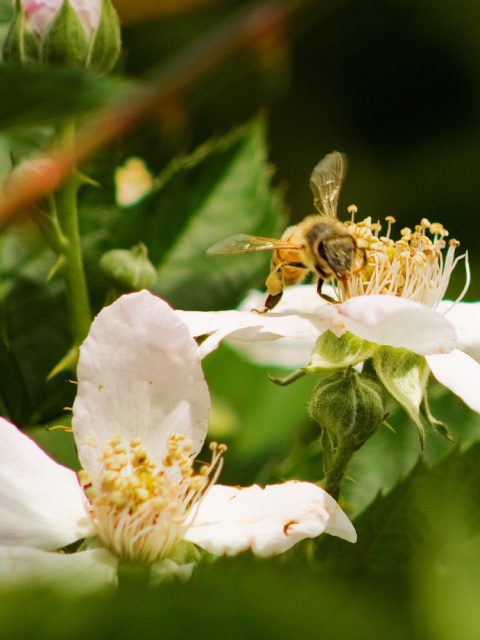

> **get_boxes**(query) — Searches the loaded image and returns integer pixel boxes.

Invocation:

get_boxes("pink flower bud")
[22,0,101,40]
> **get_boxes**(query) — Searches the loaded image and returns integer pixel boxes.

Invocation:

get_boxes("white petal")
[184,481,356,557]
[227,336,316,368]
[337,295,457,355]
[427,349,480,413]
[438,301,480,363]
[72,291,210,477]
[238,284,335,315]
[0,546,117,592]
[0,418,93,550]
[177,285,340,361]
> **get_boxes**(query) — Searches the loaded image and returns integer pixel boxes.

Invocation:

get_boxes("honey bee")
[207,151,365,313]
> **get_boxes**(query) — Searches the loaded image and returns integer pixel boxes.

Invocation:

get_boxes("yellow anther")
[110,491,127,507]
[84,486,97,500]
[78,470,92,486]
[83,435,98,448]
[135,487,150,501]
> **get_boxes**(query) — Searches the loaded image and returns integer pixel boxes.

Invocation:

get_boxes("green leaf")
[320,442,480,575]
[151,117,286,309]
[0,64,123,130]
[202,344,315,482]
[373,346,429,447]
[81,116,286,311]
[0,334,31,424]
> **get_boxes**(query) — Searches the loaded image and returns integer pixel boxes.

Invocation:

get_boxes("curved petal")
[438,301,480,363]
[427,350,480,413]
[0,418,93,550]
[184,481,356,557]
[337,295,457,355]
[227,336,316,368]
[0,546,117,592]
[177,285,340,360]
[73,291,210,477]
[237,285,335,315]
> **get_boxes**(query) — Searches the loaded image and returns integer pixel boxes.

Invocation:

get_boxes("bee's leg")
[316,278,338,304]
[252,264,285,314]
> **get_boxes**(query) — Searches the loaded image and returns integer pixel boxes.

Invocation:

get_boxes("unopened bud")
[4,0,120,73]
[308,368,385,448]
[100,243,157,291]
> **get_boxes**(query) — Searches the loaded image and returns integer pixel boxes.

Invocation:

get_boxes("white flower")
[0,291,355,590]
[178,216,480,414]
[22,0,101,40]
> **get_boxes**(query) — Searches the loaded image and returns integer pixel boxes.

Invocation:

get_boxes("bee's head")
[320,236,356,277]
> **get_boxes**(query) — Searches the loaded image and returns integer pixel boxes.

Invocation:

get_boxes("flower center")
[334,210,468,307]
[79,434,225,563]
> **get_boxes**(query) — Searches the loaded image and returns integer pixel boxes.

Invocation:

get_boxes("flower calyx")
[305,330,378,372]
[372,347,452,447]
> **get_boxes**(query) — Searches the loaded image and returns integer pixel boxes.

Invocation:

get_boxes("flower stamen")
[79,434,226,563]
[340,215,468,308]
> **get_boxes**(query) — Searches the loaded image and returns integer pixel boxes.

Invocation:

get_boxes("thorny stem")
[55,121,92,345]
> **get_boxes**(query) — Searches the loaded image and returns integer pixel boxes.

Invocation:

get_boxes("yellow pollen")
[80,433,225,564]
[333,213,466,308]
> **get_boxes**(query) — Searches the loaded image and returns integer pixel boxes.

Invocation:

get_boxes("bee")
[207,151,365,313]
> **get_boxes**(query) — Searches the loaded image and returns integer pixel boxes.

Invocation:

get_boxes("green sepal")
[2,0,35,63]
[421,393,454,442]
[47,255,66,281]
[42,0,89,67]
[373,347,430,449]
[268,368,306,386]
[304,330,378,372]
[168,539,201,566]
[88,0,121,75]
[100,243,157,291]
[47,344,79,380]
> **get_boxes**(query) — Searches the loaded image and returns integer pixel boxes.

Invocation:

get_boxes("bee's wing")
[309,151,348,218]
[207,234,300,255]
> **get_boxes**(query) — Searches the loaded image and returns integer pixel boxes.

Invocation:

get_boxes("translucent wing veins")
[309,151,347,218]
[207,234,301,255]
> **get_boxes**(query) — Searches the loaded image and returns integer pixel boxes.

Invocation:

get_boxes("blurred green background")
[1,0,480,637]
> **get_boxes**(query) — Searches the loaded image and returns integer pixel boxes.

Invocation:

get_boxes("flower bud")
[308,368,385,449]
[100,243,157,292]
[3,0,120,72]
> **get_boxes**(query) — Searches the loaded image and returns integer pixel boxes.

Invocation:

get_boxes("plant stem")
[323,442,356,500]
[56,121,91,345]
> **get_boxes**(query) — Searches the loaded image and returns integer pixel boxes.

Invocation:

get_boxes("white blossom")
[0,291,355,589]
[179,216,480,413]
